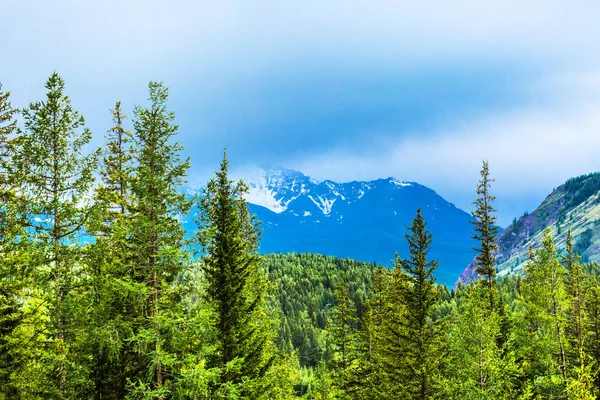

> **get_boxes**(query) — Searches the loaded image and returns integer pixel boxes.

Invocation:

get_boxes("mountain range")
[187,167,600,287]
[213,166,477,287]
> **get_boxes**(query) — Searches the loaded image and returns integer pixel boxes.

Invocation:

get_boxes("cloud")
[289,73,600,225]
[3,1,600,226]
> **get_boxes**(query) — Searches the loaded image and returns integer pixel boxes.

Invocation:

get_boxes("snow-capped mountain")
[242,166,409,217]
[234,166,475,287]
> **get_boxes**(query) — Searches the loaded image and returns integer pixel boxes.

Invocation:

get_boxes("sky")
[3,0,600,226]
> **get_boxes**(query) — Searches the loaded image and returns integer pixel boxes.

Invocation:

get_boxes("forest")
[2,73,600,399]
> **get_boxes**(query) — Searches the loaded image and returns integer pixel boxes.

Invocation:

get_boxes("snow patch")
[390,178,412,187]
[308,195,336,215]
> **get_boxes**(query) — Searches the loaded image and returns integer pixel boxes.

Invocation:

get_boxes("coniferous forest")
[4,73,600,399]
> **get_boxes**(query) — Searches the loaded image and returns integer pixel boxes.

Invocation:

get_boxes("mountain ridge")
[186,166,477,287]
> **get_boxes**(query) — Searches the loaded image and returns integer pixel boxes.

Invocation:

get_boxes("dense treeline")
[0,74,296,399]
[264,254,374,369]
[3,73,600,399]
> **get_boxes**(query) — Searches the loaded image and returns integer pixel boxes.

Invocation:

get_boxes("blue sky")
[3,0,600,226]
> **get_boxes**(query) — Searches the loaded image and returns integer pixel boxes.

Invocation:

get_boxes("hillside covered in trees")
[4,74,600,399]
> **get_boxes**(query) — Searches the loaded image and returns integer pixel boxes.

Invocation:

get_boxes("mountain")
[457,172,600,285]
[196,166,476,287]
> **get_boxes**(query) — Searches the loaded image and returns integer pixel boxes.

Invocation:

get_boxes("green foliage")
[443,284,518,399]
[395,209,445,399]
[10,72,99,398]
[516,229,569,397]
[471,160,499,312]
[197,151,289,397]
[563,172,600,210]
[6,74,600,400]
[574,229,593,261]
[264,253,373,368]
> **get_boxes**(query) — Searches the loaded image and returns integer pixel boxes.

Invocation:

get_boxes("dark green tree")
[471,160,499,312]
[197,150,278,398]
[85,101,136,399]
[397,209,444,399]
[329,280,359,398]
[125,81,199,398]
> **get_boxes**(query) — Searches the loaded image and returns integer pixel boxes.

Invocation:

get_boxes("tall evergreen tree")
[197,150,278,398]
[85,101,136,399]
[125,81,196,398]
[355,266,390,398]
[329,280,359,398]
[10,72,99,398]
[471,160,499,312]
[380,254,409,398]
[397,209,444,399]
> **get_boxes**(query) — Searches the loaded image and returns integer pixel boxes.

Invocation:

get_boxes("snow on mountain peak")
[240,166,413,216]
[243,166,313,214]
[389,178,412,187]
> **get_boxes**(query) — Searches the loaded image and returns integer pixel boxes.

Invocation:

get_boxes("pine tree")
[10,72,99,398]
[471,160,499,312]
[197,150,278,397]
[396,209,444,399]
[98,101,134,216]
[379,254,409,398]
[85,101,135,399]
[355,266,390,398]
[329,280,358,398]
[125,81,196,398]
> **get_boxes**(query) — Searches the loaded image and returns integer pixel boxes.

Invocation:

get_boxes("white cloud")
[290,74,600,225]
[4,1,600,225]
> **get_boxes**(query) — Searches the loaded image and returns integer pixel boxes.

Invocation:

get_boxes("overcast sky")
[3,0,600,226]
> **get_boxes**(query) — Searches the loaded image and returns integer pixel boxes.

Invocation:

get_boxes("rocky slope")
[457,172,600,285]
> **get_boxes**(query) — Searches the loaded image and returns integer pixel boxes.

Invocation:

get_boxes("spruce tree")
[11,72,99,398]
[329,280,359,398]
[197,150,278,397]
[380,254,409,398]
[85,101,135,398]
[471,160,499,312]
[356,266,390,398]
[397,209,443,399]
[125,81,196,398]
